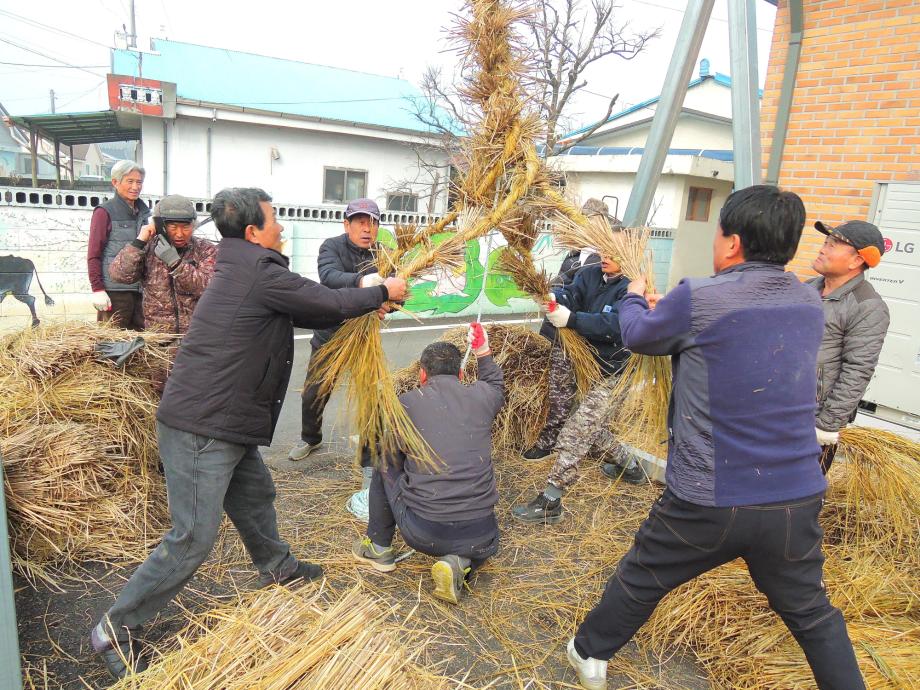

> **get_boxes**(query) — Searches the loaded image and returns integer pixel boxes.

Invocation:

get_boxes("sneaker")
[346,488,370,521]
[601,462,646,485]
[288,440,322,461]
[566,638,608,690]
[511,493,563,524]
[259,559,324,588]
[91,621,148,680]
[522,445,554,461]
[431,555,471,605]
[352,537,396,572]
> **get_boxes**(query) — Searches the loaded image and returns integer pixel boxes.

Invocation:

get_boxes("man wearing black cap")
[289,197,387,518]
[809,220,890,473]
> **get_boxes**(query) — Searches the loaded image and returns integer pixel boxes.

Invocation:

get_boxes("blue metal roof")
[112,40,450,134]
[558,145,733,161]
[561,72,759,142]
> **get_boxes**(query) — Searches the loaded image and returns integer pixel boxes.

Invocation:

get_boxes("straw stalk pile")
[309,0,607,453]
[0,322,175,585]
[394,323,551,454]
[111,584,459,690]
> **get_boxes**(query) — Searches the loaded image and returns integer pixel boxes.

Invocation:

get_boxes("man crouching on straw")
[565,186,865,690]
[91,187,408,680]
[352,324,502,605]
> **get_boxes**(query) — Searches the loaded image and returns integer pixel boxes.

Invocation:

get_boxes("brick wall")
[761,0,920,276]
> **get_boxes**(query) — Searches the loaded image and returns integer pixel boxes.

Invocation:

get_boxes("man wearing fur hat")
[109,195,216,334]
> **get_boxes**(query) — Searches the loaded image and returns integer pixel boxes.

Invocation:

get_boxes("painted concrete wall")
[140,115,450,212]
[0,188,580,333]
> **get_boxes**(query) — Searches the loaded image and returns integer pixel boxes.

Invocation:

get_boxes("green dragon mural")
[377,228,543,316]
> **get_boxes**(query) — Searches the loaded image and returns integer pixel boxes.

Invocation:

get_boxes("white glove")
[360,272,385,288]
[545,295,572,328]
[815,427,839,446]
[91,290,111,312]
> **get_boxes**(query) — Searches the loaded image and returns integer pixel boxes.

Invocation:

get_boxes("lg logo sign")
[884,238,914,254]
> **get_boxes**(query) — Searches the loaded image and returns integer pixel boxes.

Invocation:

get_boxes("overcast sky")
[0,0,776,131]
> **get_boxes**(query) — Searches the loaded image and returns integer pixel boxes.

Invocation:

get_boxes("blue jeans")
[367,466,499,570]
[106,421,297,629]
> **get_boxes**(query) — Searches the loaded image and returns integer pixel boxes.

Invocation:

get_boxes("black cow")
[0,255,55,327]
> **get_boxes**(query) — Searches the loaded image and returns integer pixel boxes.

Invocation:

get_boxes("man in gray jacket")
[353,323,503,604]
[809,220,890,473]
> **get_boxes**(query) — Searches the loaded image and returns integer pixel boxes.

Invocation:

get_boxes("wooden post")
[69,144,75,184]
[0,457,24,690]
[29,129,38,188]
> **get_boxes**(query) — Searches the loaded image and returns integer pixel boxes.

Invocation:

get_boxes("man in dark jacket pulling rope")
[565,186,864,690]
[91,188,407,680]
[513,234,643,525]
[288,198,387,518]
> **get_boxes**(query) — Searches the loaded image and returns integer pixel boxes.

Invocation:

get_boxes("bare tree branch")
[410,0,660,170]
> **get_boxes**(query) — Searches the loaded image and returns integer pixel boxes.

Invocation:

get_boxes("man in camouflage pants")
[513,246,645,525]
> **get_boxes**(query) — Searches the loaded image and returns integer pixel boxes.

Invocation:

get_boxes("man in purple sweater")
[565,186,864,690]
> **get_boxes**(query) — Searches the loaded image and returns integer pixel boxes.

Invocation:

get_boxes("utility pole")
[128,0,137,48]
[49,89,56,114]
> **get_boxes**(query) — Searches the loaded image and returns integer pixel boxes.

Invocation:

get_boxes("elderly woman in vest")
[87,160,149,329]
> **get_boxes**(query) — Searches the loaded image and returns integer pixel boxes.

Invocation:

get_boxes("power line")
[0,37,105,77]
[56,79,108,110]
[629,0,774,34]
[0,59,108,68]
[0,9,112,49]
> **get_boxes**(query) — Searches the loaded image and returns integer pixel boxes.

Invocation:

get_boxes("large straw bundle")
[393,324,551,454]
[110,585,457,690]
[642,427,920,689]
[310,0,606,453]
[0,322,175,585]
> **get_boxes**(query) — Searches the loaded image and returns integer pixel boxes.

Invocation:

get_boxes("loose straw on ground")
[110,584,458,690]
[0,322,175,587]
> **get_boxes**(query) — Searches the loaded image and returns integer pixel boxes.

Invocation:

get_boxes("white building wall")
[578,116,733,152]
[561,169,687,229]
[682,79,733,118]
[140,113,450,213]
[668,176,735,285]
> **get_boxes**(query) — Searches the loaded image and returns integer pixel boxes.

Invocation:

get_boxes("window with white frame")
[323,168,367,203]
[386,193,418,213]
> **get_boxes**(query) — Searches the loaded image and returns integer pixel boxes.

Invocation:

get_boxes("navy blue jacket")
[542,265,630,376]
[312,234,377,348]
[618,262,827,507]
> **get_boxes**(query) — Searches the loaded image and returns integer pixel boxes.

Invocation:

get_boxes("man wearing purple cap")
[289,198,387,516]
[809,220,890,473]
